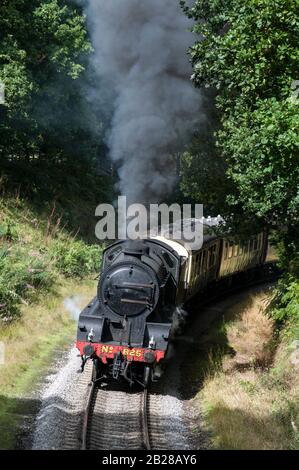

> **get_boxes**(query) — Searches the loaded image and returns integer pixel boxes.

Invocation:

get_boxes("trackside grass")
[195,290,299,450]
[0,195,101,449]
[0,278,97,449]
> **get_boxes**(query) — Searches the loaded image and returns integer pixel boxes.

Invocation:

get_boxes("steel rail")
[142,388,151,450]
[81,376,95,450]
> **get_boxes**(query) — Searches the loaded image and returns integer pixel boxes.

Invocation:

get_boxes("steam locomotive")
[76,218,268,386]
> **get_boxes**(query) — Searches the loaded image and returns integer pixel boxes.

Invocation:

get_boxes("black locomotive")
[76,218,268,386]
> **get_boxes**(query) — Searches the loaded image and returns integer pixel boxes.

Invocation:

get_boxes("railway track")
[81,371,152,450]
[63,269,280,451]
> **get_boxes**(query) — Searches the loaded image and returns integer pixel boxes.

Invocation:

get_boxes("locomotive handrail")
[121,298,151,305]
[122,282,155,289]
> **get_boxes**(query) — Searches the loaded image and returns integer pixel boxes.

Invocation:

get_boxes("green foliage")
[0,1,111,199]
[0,3,111,321]
[182,0,298,108]
[180,134,232,215]
[271,277,299,326]
[179,90,233,214]
[0,198,102,321]
[220,98,299,225]
[0,244,56,320]
[182,0,299,267]
[0,220,18,241]
[0,0,91,112]
[51,239,102,278]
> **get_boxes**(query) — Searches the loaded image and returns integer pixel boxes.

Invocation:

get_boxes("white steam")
[83,0,202,203]
[64,296,82,322]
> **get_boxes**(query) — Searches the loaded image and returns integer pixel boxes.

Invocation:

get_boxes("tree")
[180,91,232,215]
[0,0,90,112]
[181,0,299,269]
[0,1,108,195]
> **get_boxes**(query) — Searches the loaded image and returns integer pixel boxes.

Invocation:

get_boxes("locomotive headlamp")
[144,350,155,364]
[149,336,156,349]
[88,328,95,341]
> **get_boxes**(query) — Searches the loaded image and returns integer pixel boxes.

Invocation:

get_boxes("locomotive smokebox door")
[99,260,160,317]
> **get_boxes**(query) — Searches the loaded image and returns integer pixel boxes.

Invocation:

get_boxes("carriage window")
[195,253,200,275]
[257,235,260,249]
[198,252,202,271]
[208,247,213,267]
[201,251,207,272]
[258,234,263,249]
[207,250,211,268]
[233,245,239,257]
[228,243,233,259]
[210,244,217,266]
[224,242,228,260]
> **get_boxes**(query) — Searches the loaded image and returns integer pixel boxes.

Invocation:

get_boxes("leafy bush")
[51,239,102,278]
[0,245,56,320]
[0,221,18,241]
[0,199,103,321]
[271,277,299,325]
[182,0,299,261]
[0,237,102,320]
